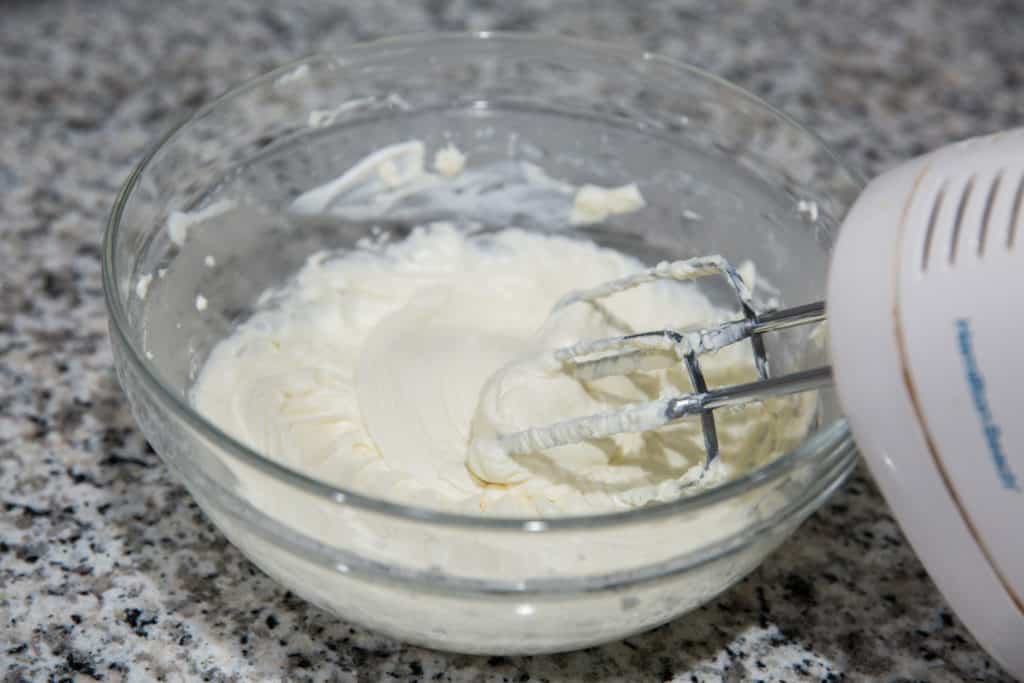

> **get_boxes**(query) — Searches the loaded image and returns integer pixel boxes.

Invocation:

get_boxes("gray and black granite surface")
[2,1,1021,680]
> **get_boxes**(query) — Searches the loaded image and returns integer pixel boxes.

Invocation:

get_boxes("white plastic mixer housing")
[828,129,1024,677]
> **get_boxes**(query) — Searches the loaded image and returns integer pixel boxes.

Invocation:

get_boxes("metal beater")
[486,255,830,465]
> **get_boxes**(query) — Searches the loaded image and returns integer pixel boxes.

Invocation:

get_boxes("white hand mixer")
[473,129,1024,677]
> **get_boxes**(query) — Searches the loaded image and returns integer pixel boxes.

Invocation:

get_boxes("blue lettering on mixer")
[955,318,1019,492]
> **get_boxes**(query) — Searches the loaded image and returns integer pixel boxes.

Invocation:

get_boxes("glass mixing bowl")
[103,33,863,654]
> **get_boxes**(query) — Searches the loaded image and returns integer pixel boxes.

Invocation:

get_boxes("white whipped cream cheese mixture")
[191,141,815,517]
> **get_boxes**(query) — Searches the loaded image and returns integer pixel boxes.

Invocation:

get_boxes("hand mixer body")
[827,129,1024,676]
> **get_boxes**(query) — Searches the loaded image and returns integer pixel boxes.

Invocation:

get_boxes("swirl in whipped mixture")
[193,223,815,515]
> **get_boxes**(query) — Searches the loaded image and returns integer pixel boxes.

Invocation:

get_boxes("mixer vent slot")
[1009,171,1024,249]
[977,171,1002,256]
[920,181,946,271]
[948,175,975,264]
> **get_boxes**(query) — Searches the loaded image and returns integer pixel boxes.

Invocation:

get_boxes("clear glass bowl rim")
[102,31,864,533]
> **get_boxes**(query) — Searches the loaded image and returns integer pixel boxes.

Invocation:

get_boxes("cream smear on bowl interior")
[187,141,817,516]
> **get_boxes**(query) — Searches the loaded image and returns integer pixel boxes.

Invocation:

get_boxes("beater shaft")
[493,366,833,459]
[666,365,833,419]
[557,301,826,382]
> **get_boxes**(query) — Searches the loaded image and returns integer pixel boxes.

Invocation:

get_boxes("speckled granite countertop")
[2,1,1021,681]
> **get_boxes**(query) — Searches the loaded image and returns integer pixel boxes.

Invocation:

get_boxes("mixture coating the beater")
[466,255,831,485]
